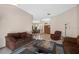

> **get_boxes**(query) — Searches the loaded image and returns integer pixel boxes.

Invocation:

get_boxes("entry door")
[44,25,50,34]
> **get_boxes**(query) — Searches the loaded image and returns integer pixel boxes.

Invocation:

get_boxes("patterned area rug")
[55,43,64,54]
[11,40,64,54]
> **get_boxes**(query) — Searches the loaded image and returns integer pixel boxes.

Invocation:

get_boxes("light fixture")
[33,20,40,23]
[41,18,51,22]
[47,13,51,15]
[65,24,67,37]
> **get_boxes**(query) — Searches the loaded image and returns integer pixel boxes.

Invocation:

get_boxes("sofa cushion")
[64,42,79,48]
[68,47,79,54]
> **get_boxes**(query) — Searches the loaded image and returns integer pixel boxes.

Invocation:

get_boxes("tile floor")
[0,47,12,54]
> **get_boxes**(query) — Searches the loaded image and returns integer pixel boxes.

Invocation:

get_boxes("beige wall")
[51,6,78,37]
[0,5,32,48]
[77,5,79,35]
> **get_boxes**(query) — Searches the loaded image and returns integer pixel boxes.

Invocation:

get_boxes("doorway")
[44,24,50,34]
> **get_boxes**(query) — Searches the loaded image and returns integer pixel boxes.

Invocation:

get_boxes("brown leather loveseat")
[63,36,79,54]
[5,32,33,50]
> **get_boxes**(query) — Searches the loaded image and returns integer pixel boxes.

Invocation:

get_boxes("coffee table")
[33,40,56,54]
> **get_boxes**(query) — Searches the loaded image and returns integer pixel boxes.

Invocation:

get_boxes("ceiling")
[17,4,76,21]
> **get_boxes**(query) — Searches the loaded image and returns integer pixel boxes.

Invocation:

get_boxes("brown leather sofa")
[50,31,61,40]
[63,36,79,54]
[5,32,33,50]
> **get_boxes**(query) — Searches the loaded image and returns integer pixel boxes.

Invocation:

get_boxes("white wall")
[77,5,79,35]
[50,6,77,37]
[0,5,32,48]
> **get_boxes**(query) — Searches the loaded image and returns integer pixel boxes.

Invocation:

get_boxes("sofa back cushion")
[20,32,27,39]
[7,32,32,41]
[8,33,21,39]
[54,31,61,40]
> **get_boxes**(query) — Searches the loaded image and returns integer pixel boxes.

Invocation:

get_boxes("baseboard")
[0,46,5,49]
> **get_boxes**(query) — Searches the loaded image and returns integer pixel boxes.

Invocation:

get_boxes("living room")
[0,4,79,54]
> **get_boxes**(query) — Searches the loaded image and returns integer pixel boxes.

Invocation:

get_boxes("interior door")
[44,25,50,34]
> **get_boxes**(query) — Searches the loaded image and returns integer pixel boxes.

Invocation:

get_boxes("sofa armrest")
[5,36,16,42]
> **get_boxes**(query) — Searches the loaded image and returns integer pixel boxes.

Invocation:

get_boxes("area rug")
[11,48,26,54]
[55,43,64,54]
[11,40,55,54]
